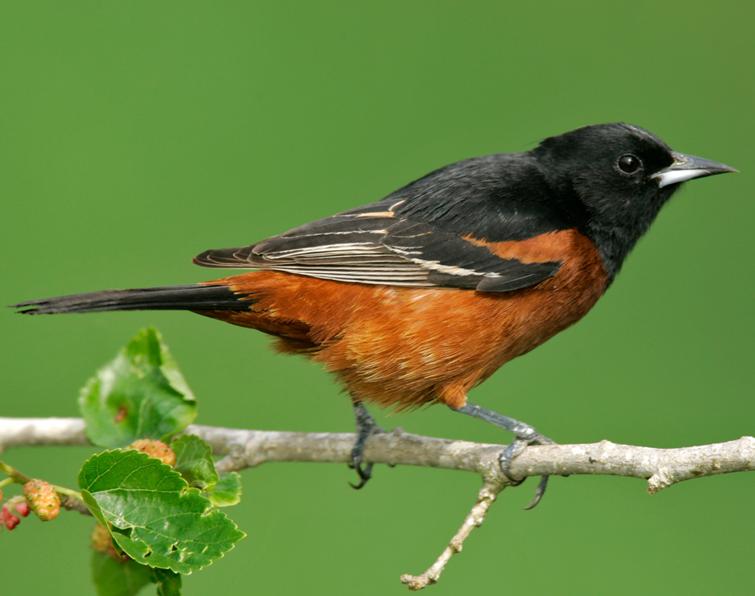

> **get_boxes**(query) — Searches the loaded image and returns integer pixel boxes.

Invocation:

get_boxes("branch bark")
[2,417,752,491]
[1,416,753,588]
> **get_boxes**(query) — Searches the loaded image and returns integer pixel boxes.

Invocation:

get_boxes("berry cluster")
[0,490,30,531]
[1,440,174,536]
[91,522,129,560]
[129,439,177,467]
[1,498,29,531]
[23,479,61,521]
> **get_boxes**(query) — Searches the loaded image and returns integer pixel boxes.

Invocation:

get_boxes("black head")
[534,123,736,277]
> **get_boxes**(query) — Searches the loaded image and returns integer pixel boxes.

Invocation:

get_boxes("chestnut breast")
[206,229,609,409]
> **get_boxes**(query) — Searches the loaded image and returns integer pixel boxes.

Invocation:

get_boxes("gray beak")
[652,151,738,188]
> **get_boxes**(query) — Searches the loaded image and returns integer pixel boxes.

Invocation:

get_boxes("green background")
[1,1,753,594]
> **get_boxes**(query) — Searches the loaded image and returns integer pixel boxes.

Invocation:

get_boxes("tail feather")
[13,284,250,315]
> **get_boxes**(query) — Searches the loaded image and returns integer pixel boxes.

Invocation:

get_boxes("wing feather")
[194,212,560,293]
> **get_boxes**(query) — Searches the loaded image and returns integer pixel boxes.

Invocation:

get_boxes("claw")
[499,434,553,509]
[523,475,549,510]
[498,432,553,511]
[454,403,556,508]
[498,440,528,485]
[348,459,373,490]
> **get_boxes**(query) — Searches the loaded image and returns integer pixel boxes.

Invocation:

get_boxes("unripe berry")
[91,522,111,552]
[129,439,176,467]
[91,523,128,560]
[1,504,20,530]
[15,500,30,517]
[23,479,61,521]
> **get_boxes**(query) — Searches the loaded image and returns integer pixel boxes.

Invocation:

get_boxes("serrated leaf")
[79,328,197,448]
[171,436,241,506]
[91,551,152,596]
[208,472,242,507]
[152,569,182,596]
[172,435,218,489]
[79,450,245,575]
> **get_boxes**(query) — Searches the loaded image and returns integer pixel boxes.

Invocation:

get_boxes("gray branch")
[1,416,753,589]
[1,417,752,492]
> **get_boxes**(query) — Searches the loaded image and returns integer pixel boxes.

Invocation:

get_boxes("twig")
[400,479,503,590]
[1,417,753,589]
[0,458,89,515]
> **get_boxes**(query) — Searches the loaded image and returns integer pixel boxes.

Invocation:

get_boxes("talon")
[348,460,373,490]
[498,440,528,485]
[523,475,549,510]
[498,432,554,507]
[454,403,557,508]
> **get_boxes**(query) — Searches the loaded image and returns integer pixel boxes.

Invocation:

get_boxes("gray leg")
[455,403,553,509]
[348,401,381,489]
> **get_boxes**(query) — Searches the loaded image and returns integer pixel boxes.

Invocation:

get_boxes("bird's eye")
[617,154,642,174]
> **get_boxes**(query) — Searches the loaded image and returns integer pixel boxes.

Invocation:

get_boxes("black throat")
[583,217,656,280]
[533,150,677,283]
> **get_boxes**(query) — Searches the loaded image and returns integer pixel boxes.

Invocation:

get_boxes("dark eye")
[617,154,642,174]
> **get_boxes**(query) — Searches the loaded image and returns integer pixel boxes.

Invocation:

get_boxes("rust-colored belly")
[203,229,609,410]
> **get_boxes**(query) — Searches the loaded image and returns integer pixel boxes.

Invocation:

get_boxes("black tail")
[13,284,250,315]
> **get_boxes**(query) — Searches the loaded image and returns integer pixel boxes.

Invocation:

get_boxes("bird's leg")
[454,403,554,509]
[348,401,382,489]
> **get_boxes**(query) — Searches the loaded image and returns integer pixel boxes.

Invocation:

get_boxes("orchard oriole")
[15,123,736,502]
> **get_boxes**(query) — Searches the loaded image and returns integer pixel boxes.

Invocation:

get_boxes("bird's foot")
[454,403,555,509]
[348,401,383,489]
[498,427,554,509]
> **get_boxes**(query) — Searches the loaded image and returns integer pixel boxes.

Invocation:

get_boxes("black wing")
[194,211,559,293]
[195,153,574,292]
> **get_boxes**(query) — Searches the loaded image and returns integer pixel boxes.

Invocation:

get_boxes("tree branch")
[2,417,752,490]
[1,416,753,588]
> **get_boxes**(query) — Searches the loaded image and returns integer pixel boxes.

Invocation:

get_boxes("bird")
[15,123,736,503]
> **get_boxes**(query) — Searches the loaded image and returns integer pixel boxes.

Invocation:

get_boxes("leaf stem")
[0,459,82,502]
[54,484,83,500]
[0,460,30,483]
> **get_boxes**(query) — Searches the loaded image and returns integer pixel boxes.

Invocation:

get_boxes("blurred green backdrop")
[1,1,753,594]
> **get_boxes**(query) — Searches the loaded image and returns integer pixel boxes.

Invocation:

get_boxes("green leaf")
[91,551,152,596]
[151,569,182,596]
[79,328,197,448]
[208,472,242,507]
[79,450,246,575]
[172,436,242,506]
[172,435,218,489]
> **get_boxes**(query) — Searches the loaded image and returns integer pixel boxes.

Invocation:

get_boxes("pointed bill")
[653,152,737,188]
